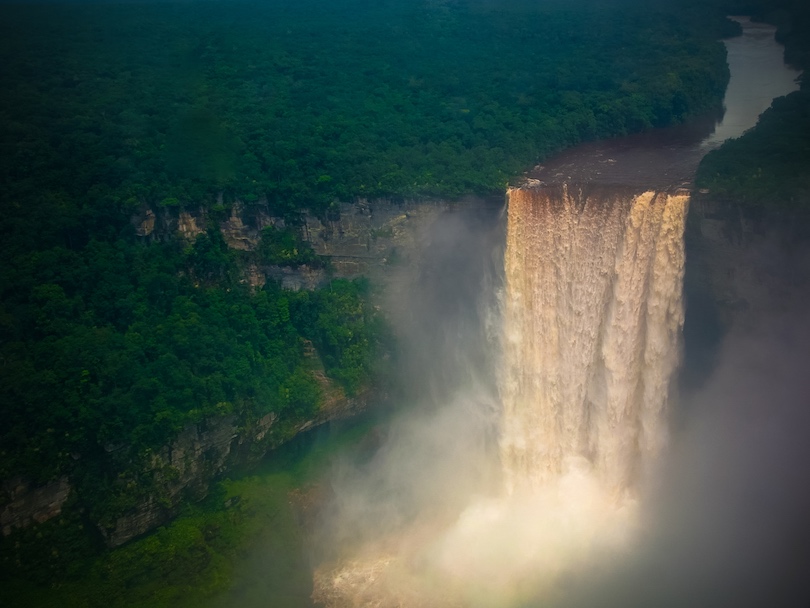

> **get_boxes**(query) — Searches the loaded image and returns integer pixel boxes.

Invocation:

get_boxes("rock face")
[97,195,499,547]
[102,386,371,548]
[682,197,810,390]
[130,195,495,289]
[131,200,278,249]
[686,199,810,329]
[0,341,374,549]
[5,190,802,551]
[6,191,799,549]
[100,414,241,547]
[4,195,483,547]
[1,476,71,537]
[301,197,452,283]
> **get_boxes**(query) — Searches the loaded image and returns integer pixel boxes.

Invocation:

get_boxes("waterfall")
[314,183,691,606]
[500,184,688,498]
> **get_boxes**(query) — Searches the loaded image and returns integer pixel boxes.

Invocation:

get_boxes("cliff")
[2,372,371,549]
[682,195,810,388]
[1,477,71,538]
[130,196,492,288]
[2,195,484,548]
[101,381,371,547]
[94,194,485,547]
[687,198,809,324]
[13,190,786,549]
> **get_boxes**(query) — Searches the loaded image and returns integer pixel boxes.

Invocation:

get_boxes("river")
[527,16,801,189]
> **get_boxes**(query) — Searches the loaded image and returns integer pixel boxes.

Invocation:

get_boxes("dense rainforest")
[0,0,792,605]
[0,0,734,214]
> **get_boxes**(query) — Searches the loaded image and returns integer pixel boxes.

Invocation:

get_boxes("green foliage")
[0,0,749,599]
[258,225,323,267]
[0,417,375,608]
[291,279,384,396]
[280,367,323,417]
[0,0,731,218]
[0,228,384,522]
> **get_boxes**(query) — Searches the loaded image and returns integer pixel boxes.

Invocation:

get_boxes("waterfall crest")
[500,184,688,497]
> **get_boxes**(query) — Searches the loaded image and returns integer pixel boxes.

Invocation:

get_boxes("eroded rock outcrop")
[1,476,71,537]
[100,355,373,547]
[129,196,489,290]
[100,413,249,547]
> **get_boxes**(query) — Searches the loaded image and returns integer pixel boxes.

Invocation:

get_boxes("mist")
[557,311,810,608]
[311,207,810,606]
[313,203,505,559]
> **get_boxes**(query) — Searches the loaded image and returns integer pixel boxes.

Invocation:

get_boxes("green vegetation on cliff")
[2,417,375,608]
[0,224,383,505]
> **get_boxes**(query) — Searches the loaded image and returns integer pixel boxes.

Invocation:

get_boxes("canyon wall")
[2,195,488,547]
[129,197,473,288]
[683,197,810,390]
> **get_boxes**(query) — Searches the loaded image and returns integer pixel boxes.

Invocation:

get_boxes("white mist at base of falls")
[314,185,689,607]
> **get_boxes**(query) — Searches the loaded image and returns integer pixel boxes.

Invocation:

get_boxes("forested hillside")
[0,0,741,603]
[0,0,734,215]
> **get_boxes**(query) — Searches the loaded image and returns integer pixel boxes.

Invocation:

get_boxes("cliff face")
[101,385,370,547]
[132,200,276,250]
[3,196,469,547]
[687,199,809,326]
[1,384,371,548]
[100,413,245,547]
[683,197,810,388]
[6,192,801,548]
[301,198,450,282]
[1,477,71,537]
[130,196,487,288]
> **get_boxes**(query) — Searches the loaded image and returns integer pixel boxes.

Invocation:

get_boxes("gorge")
[310,16,805,608]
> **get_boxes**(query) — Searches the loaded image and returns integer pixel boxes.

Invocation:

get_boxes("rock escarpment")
[687,198,810,326]
[682,196,810,391]
[1,477,71,537]
[101,383,371,547]
[3,195,476,547]
[2,380,371,548]
[130,196,487,288]
[10,189,791,549]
